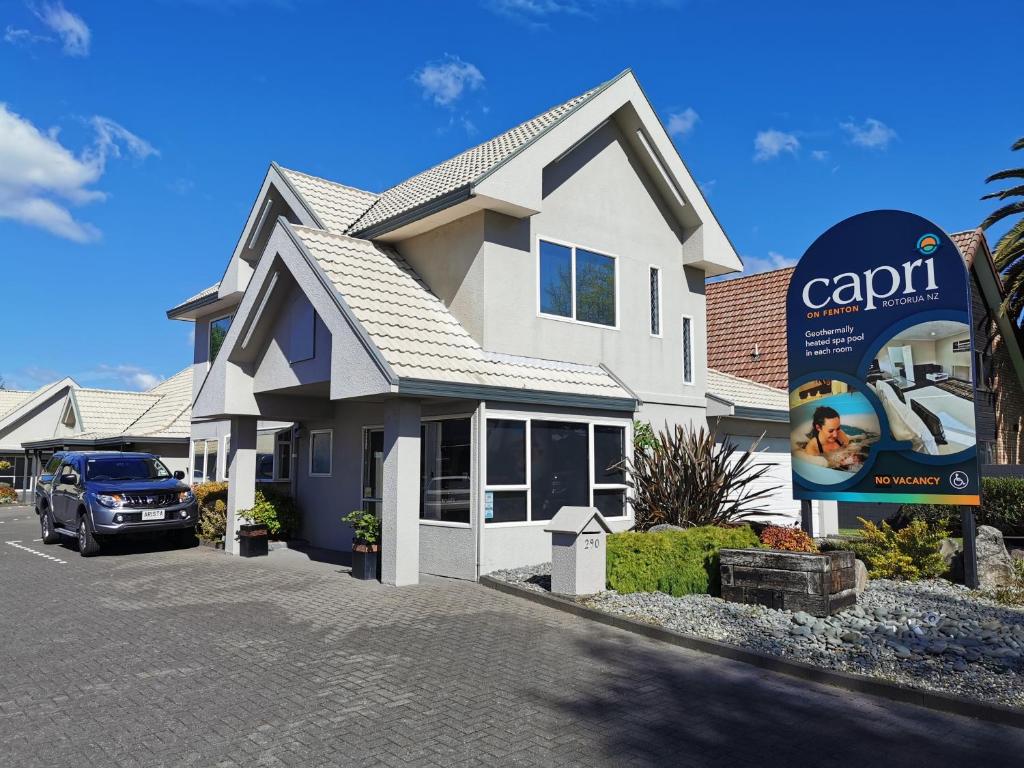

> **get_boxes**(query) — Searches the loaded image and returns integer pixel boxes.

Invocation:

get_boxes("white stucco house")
[168,69,744,585]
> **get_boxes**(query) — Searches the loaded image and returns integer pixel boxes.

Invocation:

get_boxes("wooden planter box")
[719,549,856,616]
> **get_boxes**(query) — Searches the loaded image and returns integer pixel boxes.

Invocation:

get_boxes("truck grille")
[122,492,178,508]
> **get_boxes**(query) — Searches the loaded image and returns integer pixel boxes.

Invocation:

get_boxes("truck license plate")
[141,509,165,521]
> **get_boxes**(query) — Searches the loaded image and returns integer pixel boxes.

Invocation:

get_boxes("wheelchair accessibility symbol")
[950,471,970,490]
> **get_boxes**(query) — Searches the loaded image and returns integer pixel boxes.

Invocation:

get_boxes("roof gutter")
[352,186,474,240]
[396,378,637,412]
[166,292,220,320]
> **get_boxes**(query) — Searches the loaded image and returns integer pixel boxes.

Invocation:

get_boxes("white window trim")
[208,313,233,365]
[682,314,694,386]
[649,265,663,338]
[483,411,633,527]
[309,429,333,477]
[536,235,620,330]
[223,434,231,481]
[274,431,292,482]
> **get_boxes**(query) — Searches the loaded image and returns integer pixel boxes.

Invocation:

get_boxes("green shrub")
[856,517,948,580]
[891,476,1024,537]
[342,509,381,546]
[992,559,1024,606]
[606,525,761,597]
[239,488,300,540]
[194,482,228,542]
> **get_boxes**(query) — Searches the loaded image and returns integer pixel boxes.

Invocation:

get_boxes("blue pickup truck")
[35,451,197,556]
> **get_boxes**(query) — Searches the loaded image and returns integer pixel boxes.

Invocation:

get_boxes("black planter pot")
[351,546,380,580]
[238,524,269,558]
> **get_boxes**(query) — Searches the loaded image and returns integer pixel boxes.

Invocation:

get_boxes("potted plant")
[343,509,381,580]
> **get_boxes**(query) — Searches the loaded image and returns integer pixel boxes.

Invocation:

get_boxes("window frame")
[308,429,333,477]
[647,264,663,335]
[535,235,620,330]
[275,431,292,481]
[682,314,694,385]
[208,313,233,365]
[483,411,632,527]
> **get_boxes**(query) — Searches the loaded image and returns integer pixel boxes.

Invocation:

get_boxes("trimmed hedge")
[891,475,1024,537]
[606,525,761,597]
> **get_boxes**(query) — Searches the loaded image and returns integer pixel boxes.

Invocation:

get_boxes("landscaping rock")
[854,559,869,594]
[940,538,964,583]
[647,524,686,533]
[1010,548,1024,562]
[976,526,1016,591]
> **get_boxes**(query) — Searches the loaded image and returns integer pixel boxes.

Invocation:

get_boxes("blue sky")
[1,0,1022,391]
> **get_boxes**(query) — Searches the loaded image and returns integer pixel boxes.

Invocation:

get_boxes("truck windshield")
[85,457,173,481]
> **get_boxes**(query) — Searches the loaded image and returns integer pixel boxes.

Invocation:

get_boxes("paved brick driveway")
[1,504,1023,767]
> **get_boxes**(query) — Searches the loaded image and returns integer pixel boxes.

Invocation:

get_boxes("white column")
[225,416,257,556]
[381,399,421,586]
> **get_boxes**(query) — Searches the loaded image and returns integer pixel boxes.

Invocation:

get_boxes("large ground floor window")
[0,454,29,493]
[484,415,629,524]
[192,439,219,483]
[361,416,473,526]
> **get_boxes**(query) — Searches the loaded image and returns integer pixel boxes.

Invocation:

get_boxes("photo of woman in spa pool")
[790,382,881,485]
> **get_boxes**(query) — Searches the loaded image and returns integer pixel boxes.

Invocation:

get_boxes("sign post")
[786,211,981,560]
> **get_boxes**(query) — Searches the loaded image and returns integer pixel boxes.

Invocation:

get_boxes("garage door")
[722,435,801,526]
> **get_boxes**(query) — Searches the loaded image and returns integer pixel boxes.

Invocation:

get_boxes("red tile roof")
[706,230,983,390]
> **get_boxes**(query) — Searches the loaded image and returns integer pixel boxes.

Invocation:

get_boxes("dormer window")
[537,238,618,328]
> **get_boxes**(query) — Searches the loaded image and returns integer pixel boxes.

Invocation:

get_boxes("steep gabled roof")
[707,369,788,421]
[291,225,631,400]
[71,390,160,436]
[275,165,378,234]
[347,74,622,236]
[0,389,34,419]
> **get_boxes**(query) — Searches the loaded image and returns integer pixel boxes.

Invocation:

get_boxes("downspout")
[475,402,486,581]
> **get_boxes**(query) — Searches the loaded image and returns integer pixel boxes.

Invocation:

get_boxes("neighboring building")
[168,69,743,584]
[705,228,1024,529]
[22,368,194,480]
[0,378,77,497]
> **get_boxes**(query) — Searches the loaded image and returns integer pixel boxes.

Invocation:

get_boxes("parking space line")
[5,541,67,565]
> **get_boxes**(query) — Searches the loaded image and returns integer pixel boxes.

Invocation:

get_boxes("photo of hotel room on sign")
[867,319,976,455]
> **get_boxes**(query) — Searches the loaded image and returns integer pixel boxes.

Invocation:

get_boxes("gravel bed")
[489,563,1024,710]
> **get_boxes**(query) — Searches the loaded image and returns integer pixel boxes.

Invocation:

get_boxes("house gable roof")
[0,378,78,435]
[289,224,633,403]
[275,165,378,235]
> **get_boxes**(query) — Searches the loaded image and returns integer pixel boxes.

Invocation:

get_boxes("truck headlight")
[178,490,194,504]
[97,494,125,508]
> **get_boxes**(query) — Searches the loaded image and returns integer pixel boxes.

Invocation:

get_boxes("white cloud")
[666,107,699,139]
[738,250,796,276]
[698,179,716,195]
[810,149,829,162]
[4,25,50,45]
[754,130,799,162]
[33,2,90,57]
[485,0,672,25]
[415,55,485,107]
[79,364,164,391]
[840,117,897,149]
[0,104,157,241]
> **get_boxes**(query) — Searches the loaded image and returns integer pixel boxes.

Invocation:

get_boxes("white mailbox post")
[544,506,612,596]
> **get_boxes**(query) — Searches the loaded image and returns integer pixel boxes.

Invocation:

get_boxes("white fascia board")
[705,392,735,418]
[473,72,743,276]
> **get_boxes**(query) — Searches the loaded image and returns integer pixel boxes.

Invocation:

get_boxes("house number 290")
[583,537,601,550]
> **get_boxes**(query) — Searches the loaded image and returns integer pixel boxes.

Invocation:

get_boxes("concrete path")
[1,504,1021,767]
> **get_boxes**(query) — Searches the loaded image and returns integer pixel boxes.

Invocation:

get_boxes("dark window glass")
[45,456,62,475]
[256,433,274,481]
[277,439,291,481]
[486,419,526,486]
[539,240,572,317]
[420,418,472,524]
[487,491,527,523]
[362,430,383,497]
[85,457,171,481]
[682,316,693,383]
[650,267,660,335]
[593,425,625,484]
[192,441,205,482]
[594,488,626,518]
[209,315,232,362]
[575,249,616,326]
[310,431,331,475]
[530,421,589,521]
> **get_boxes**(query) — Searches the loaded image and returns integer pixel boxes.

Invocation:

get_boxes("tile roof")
[707,369,788,412]
[292,225,630,400]
[72,368,193,441]
[276,166,378,235]
[347,74,620,235]
[0,389,34,419]
[706,267,794,389]
[168,281,221,316]
[705,230,984,391]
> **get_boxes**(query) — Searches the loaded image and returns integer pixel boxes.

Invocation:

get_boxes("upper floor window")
[209,314,233,363]
[682,315,693,385]
[538,239,617,328]
[649,267,661,336]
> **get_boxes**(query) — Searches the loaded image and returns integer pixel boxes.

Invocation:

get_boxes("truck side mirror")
[62,471,79,486]
[173,470,186,480]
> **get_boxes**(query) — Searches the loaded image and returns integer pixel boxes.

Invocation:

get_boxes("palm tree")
[981,136,1024,321]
